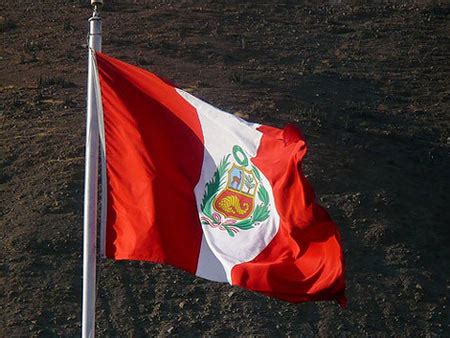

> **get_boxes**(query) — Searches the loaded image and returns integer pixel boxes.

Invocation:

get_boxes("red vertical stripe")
[231,125,346,305]
[96,53,204,273]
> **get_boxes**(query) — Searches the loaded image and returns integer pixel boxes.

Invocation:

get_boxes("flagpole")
[82,1,102,337]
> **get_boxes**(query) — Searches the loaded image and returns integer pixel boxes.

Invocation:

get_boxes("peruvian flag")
[95,52,346,306]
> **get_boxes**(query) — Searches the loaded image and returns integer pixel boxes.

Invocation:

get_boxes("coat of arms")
[200,145,270,237]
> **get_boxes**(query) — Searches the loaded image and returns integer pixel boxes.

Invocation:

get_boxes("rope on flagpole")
[82,1,102,337]
[90,48,107,260]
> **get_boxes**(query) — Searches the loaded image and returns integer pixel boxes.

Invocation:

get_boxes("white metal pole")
[82,2,102,337]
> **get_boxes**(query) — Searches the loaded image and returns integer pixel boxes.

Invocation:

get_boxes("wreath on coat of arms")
[200,145,270,237]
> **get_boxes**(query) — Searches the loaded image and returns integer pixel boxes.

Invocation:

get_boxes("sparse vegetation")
[229,71,246,84]
[0,17,17,32]
[38,76,76,89]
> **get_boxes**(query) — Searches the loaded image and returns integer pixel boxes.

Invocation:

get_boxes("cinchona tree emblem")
[200,145,270,237]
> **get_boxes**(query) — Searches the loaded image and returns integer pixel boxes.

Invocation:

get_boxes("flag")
[95,52,346,306]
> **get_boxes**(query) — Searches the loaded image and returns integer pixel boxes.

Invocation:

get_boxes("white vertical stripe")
[196,234,227,282]
[176,89,280,283]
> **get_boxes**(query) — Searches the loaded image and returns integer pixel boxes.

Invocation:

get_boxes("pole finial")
[91,0,103,12]
[90,0,102,19]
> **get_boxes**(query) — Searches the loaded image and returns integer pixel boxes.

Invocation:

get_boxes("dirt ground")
[1,0,449,336]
